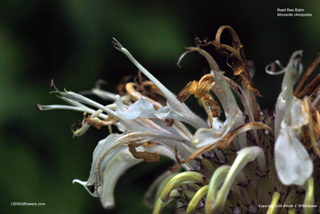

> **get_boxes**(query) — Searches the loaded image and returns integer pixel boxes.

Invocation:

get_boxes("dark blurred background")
[1,0,319,213]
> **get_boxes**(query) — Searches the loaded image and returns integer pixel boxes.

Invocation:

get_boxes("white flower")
[269,51,313,185]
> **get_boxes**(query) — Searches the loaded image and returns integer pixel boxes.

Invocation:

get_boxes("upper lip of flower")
[267,50,313,186]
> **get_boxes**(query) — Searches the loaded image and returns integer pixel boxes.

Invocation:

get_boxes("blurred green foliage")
[0,0,319,213]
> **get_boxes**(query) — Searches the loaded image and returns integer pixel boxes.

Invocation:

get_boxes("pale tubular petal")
[184,48,245,148]
[112,39,208,129]
[177,47,219,71]
[223,76,259,145]
[80,88,116,101]
[281,51,303,124]
[211,72,247,149]
[160,171,204,202]
[39,104,84,112]
[275,121,313,186]
[153,190,180,214]
[271,51,304,138]
[100,148,143,208]
[280,51,303,92]
[210,146,265,213]
[187,185,208,213]
[205,165,231,214]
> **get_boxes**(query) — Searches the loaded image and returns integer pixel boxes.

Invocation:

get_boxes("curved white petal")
[100,148,143,208]
[192,63,243,148]
[112,39,208,129]
[73,131,197,208]
[116,95,170,120]
[275,121,313,186]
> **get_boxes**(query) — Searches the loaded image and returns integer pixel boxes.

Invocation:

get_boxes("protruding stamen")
[160,172,204,202]
[265,60,286,75]
[177,49,195,68]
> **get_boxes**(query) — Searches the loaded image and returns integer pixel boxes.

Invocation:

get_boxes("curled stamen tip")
[177,49,196,68]
[36,103,43,111]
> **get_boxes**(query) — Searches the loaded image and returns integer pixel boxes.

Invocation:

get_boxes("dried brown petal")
[128,142,160,162]
[303,97,320,157]
[177,80,198,103]
[204,97,222,118]
[294,52,320,96]
[296,73,320,98]
[85,115,118,130]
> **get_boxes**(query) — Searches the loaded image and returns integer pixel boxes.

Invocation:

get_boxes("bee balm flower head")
[38,26,320,214]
